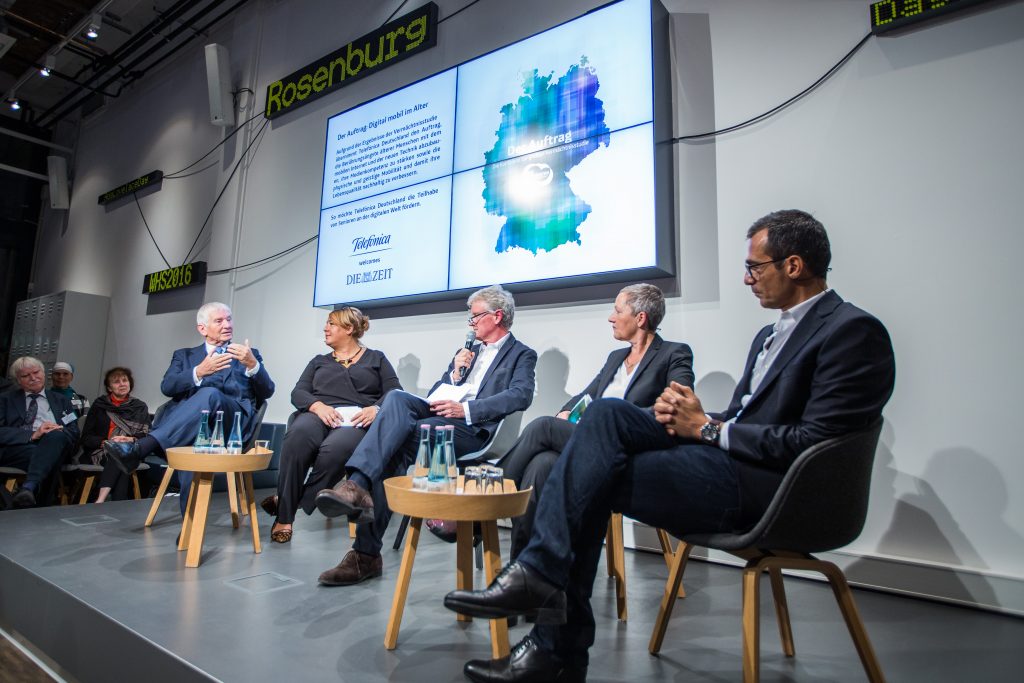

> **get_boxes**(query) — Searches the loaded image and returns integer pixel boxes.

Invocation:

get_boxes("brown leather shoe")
[318,550,383,586]
[315,479,374,522]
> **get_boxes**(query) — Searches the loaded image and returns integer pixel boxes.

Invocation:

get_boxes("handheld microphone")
[458,330,476,379]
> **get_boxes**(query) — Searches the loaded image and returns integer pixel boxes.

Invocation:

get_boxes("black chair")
[145,400,268,527]
[649,419,886,683]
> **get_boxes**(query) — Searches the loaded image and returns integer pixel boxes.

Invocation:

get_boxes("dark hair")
[747,209,831,279]
[104,366,135,393]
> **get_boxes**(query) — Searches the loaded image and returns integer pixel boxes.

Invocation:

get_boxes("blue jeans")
[518,398,751,667]
[346,391,485,556]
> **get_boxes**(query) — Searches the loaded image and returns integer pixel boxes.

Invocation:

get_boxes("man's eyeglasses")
[744,258,785,280]
[467,310,495,325]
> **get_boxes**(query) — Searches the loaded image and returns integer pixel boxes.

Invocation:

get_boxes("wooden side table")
[165,447,272,568]
[383,475,530,658]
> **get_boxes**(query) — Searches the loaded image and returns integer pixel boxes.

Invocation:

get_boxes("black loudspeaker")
[205,43,235,127]
[47,155,69,209]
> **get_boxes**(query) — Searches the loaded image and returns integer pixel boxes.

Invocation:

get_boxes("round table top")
[383,475,531,521]
[165,447,273,473]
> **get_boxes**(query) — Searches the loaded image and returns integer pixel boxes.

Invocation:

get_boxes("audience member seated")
[260,307,401,544]
[50,361,91,416]
[313,285,537,586]
[103,301,275,516]
[78,367,151,503]
[0,356,81,508]
[440,283,692,557]
[443,209,898,683]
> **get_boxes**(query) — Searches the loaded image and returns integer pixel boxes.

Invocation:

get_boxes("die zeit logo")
[142,262,207,294]
[347,268,393,285]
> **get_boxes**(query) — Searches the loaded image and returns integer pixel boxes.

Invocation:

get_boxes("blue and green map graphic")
[482,59,611,255]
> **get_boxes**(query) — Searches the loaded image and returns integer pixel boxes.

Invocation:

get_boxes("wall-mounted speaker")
[47,155,69,210]
[205,43,235,127]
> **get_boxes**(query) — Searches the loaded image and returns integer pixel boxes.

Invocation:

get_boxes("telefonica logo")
[352,234,392,253]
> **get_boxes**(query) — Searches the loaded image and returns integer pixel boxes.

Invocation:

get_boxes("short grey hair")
[468,285,515,330]
[197,302,231,326]
[9,356,44,380]
[619,283,665,331]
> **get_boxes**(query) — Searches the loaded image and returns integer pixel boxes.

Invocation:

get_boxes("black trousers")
[499,416,577,559]
[0,430,76,503]
[275,411,368,523]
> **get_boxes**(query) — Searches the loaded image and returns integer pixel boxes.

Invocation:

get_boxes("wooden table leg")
[237,473,250,517]
[456,521,474,623]
[178,477,198,551]
[146,466,175,527]
[243,473,261,553]
[480,520,510,659]
[185,473,214,568]
[226,471,240,529]
[385,516,422,650]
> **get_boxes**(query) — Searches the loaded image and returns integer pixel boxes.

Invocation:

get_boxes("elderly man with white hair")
[103,301,275,515]
[1,356,81,507]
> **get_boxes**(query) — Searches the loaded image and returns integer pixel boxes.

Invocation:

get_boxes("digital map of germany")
[482,59,611,255]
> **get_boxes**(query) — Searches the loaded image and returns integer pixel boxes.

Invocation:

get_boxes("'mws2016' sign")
[264,3,438,120]
[142,262,207,295]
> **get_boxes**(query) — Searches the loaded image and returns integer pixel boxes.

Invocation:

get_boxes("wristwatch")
[700,420,721,445]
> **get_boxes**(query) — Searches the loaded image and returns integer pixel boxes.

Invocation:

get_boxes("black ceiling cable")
[164,110,265,178]
[206,234,318,275]
[440,0,484,24]
[134,193,173,269]
[181,117,270,264]
[667,32,871,143]
[382,0,410,25]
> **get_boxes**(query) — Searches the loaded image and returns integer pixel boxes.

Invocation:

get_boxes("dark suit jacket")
[561,334,694,413]
[431,333,537,438]
[711,290,895,475]
[0,388,81,448]
[158,344,275,437]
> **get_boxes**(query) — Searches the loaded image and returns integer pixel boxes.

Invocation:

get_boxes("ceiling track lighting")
[40,54,55,77]
[85,13,101,40]
[9,96,20,111]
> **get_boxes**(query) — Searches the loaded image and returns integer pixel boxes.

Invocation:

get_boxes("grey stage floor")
[1,490,1022,682]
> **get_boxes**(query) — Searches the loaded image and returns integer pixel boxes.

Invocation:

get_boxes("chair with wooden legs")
[1,466,27,493]
[648,419,886,683]
[604,513,683,621]
[145,401,268,527]
[72,462,150,503]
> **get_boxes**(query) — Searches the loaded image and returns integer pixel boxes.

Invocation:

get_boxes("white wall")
[31,0,1024,612]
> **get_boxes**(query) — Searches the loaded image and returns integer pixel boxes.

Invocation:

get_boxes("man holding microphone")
[314,285,537,586]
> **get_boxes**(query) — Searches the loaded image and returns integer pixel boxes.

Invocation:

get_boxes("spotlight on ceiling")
[40,54,55,77]
[85,14,101,40]
[9,96,20,111]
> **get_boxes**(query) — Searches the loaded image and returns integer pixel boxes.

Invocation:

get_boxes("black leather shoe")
[445,561,566,624]
[315,480,374,523]
[464,636,586,683]
[12,486,36,508]
[103,440,141,475]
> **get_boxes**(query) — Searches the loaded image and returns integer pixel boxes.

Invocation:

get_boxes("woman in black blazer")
[261,307,401,543]
[427,284,695,557]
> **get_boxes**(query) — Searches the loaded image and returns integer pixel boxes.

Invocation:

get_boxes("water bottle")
[410,424,431,489]
[227,411,243,454]
[444,425,458,483]
[427,425,449,490]
[192,410,211,453]
[209,410,226,453]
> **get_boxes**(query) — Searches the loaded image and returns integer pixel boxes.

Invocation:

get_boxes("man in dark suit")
[104,302,275,514]
[444,210,897,683]
[499,283,694,559]
[1,356,81,507]
[315,285,537,586]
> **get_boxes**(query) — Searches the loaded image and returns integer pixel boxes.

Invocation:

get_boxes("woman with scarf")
[79,367,152,502]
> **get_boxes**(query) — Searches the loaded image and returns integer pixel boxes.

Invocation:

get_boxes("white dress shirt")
[192,341,262,386]
[454,332,511,425]
[719,289,829,451]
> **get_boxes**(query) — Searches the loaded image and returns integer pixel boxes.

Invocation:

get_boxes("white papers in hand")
[334,406,361,427]
[427,383,470,403]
